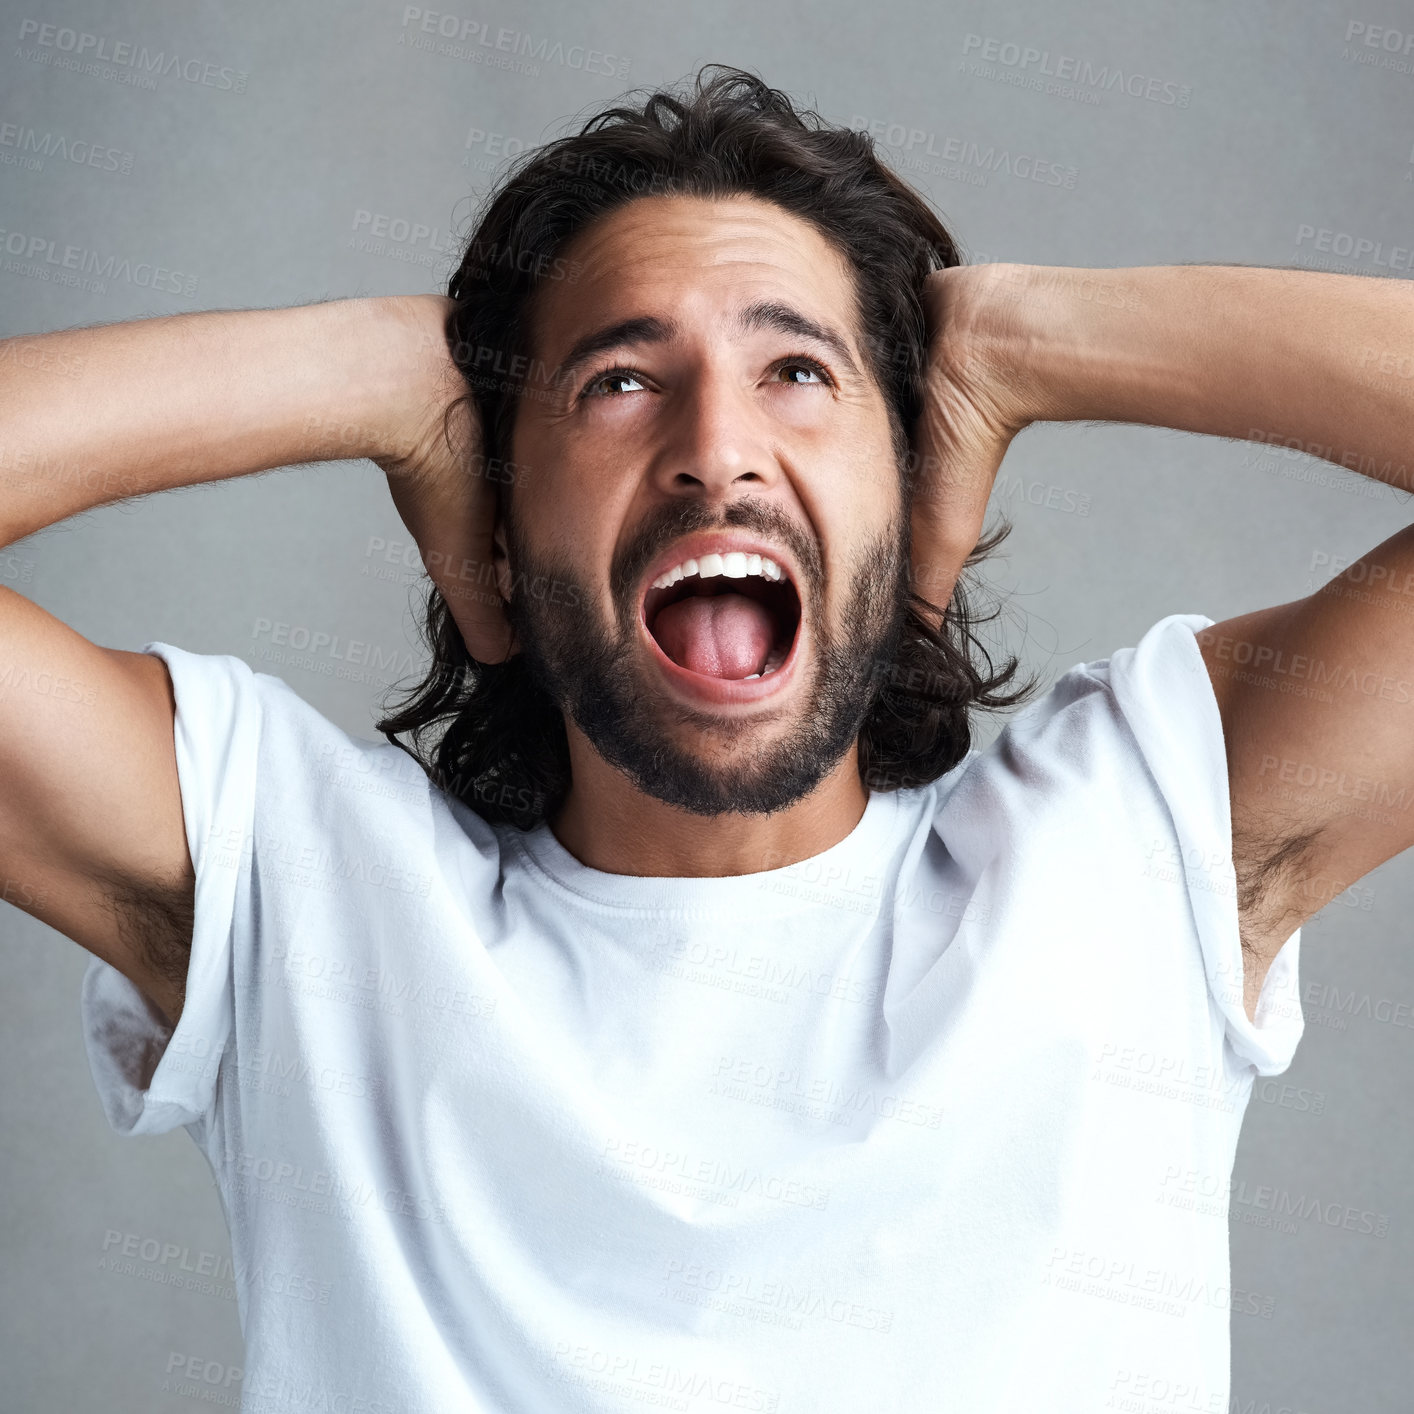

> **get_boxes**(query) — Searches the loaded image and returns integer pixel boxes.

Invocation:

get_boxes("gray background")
[2,0,1412,1408]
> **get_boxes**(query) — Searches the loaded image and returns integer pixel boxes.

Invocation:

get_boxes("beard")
[504,497,908,817]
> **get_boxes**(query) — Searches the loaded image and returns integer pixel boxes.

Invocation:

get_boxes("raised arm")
[0,296,486,1027]
[911,263,1414,1019]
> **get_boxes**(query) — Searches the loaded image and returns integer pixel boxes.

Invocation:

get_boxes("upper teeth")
[650,551,784,590]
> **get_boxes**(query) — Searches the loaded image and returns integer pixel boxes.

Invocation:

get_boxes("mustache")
[608,497,825,614]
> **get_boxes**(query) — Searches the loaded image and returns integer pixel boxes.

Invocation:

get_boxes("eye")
[581,367,646,399]
[773,356,833,387]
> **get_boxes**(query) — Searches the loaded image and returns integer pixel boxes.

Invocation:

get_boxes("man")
[2,65,1410,1411]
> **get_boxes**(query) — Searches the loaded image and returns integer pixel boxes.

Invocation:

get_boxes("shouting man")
[3,67,1412,1412]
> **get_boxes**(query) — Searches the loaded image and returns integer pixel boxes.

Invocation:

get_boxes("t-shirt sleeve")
[1106,612,1305,1077]
[79,641,262,1138]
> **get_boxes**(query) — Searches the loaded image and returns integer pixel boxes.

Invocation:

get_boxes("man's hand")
[912,261,1414,1020]
[909,265,1039,615]
[373,296,515,665]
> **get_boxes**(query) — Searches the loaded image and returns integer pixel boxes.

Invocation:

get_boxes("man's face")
[507,193,907,815]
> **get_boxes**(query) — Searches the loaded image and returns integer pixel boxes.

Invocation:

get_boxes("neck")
[550,727,869,877]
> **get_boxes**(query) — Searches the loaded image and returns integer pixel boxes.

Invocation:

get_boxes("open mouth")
[641,549,802,685]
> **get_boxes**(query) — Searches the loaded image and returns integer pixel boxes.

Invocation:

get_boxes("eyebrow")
[553,315,677,388]
[550,300,863,388]
[735,300,862,380]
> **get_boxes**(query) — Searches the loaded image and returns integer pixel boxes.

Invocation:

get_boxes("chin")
[568,655,861,820]
[506,501,905,820]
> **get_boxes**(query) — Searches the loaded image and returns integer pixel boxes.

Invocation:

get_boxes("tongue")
[653,592,775,679]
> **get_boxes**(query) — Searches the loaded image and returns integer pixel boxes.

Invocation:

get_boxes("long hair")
[377,65,1037,829]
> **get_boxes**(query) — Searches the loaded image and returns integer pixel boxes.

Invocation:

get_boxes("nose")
[648,366,778,502]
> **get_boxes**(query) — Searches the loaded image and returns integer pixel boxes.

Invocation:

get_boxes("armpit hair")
[96,870,196,1016]
[1229,817,1324,960]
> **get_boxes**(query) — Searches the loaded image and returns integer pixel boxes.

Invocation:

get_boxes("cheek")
[512,419,607,539]
[759,384,837,432]
[823,466,905,600]
[509,438,633,599]
[813,449,904,543]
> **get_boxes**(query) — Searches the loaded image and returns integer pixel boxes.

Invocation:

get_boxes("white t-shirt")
[81,611,1304,1414]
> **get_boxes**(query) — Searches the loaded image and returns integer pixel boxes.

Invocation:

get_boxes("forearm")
[0,297,435,547]
[983,264,1414,484]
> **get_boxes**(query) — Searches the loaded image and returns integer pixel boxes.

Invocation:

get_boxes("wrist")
[966,263,1204,427]
[925,263,1073,433]
[325,295,458,470]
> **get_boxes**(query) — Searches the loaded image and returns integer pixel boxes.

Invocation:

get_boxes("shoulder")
[149,640,433,804]
[929,614,1228,854]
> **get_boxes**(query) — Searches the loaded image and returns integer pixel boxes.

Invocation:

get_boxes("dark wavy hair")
[377,64,1036,829]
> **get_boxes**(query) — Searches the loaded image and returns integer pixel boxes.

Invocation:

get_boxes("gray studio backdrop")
[2,0,1411,1408]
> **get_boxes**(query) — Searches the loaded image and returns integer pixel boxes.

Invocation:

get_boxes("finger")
[384,406,516,665]
[908,388,1011,611]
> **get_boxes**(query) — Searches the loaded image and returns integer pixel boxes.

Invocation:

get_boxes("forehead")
[529,193,864,354]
